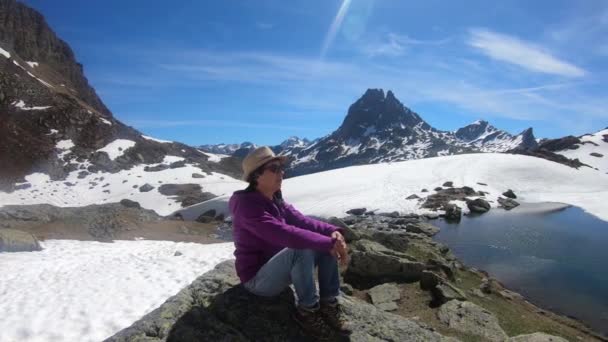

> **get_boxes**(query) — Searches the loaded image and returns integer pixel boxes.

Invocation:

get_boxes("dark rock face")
[0,1,241,191]
[538,136,581,152]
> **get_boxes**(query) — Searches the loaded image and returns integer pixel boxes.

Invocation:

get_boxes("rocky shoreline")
[104,210,604,341]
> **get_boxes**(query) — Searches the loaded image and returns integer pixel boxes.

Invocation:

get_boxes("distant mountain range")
[201,89,539,176]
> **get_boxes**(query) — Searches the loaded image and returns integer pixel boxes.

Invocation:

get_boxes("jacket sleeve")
[282,202,341,237]
[240,201,335,251]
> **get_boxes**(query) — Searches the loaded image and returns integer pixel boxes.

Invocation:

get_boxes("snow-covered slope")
[0,149,243,216]
[555,128,608,174]
[0,240,234,342]
[177,153,608,222]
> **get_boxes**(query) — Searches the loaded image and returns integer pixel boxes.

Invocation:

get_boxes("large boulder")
[345,239,427,288]
[466,198,491,213]
[443,204,462,222]
[0,229,42,252]
[498,197,520,210]
[438,300,507,341]
[107,260,458,342]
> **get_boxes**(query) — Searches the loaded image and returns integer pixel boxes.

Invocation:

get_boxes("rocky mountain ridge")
[0,0,241,209]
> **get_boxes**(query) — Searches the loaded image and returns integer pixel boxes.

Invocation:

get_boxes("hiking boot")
[293,305,335,341]
[320,300,352,335]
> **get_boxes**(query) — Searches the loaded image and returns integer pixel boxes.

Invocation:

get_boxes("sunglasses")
[264,163,285,173]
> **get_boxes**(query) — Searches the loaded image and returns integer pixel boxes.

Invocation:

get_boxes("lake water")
[433,203,608,335]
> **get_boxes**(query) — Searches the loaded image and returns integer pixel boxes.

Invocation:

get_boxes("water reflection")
[433,203,608,335]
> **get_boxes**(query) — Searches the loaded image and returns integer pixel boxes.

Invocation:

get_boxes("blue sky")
[23,0,608,146]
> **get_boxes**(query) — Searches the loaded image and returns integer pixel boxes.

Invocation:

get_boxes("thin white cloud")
[362,33,450,57]
[468,28,586,77]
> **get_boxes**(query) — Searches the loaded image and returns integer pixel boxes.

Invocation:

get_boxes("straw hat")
[242,146,288,181]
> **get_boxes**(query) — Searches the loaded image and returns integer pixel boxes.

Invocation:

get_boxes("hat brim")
[242,155,288,181]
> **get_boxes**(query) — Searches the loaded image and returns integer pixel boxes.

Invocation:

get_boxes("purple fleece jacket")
[228,190,340,283]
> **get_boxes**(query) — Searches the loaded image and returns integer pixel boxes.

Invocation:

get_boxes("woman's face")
[256,160,284,193]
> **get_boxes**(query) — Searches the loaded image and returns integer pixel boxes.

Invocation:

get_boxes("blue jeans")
[243,248,340,308]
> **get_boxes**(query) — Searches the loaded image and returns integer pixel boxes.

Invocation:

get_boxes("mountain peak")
[336,89,424,139]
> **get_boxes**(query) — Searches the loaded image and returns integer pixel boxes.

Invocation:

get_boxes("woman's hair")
[245,161,284,206]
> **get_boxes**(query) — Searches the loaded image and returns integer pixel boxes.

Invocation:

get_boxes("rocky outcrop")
[0,228,41,252]
[0,203,161,239]
[107,260,457,342]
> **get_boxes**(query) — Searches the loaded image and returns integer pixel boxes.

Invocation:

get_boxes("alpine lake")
[433,202,608,335]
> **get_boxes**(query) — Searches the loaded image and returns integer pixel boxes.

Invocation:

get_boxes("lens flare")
[320,0,352,59]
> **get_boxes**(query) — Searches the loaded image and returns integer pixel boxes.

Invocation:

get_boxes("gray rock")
[120,199,141,209]
[466,198,491,213]
[498,197,520,210]
[347,208,367,216]
[421,188,428,193]
[345,239,426,288]
[502,189,517,199]
[107,260,457,342]
[406,222,440,237]
[139,183,155,192]
[144,164,170,172]
[435,283,467,303]
[420,270,443,290]
[438,300,507,341]
[590,152,603,158]
[375,302,399,312]
[174,251,183,256]
[369,283,401,305]
[406,194,420,200]
[442,181,453,187]
[169,160,187,168]
[0,229,42,252]
[507,332,568,342]
[192,173,205,178]
[444,204,461,222]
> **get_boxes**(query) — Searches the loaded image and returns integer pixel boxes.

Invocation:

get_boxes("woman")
[228,146,351,340]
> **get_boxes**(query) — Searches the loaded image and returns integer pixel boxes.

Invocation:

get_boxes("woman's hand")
[330,231,349,266]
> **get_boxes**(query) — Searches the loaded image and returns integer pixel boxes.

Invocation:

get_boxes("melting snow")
[96,139,136,160]
[202,152,229,163]
[26,61,39,68]
[0,240,235,342]
[162,155,185,164]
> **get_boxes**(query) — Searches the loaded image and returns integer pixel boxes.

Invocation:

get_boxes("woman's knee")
[292,248,316,264]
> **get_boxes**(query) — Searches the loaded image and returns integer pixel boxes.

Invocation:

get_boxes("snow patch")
[0,46,10,58]
[11,99,51,111]
[26,71,53,88]
[142,135,172,144]
[203,152,229,163]
[96,139,136,160]
[26,61,39,68]
[99,117,112,126]
[12,60,25,70]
